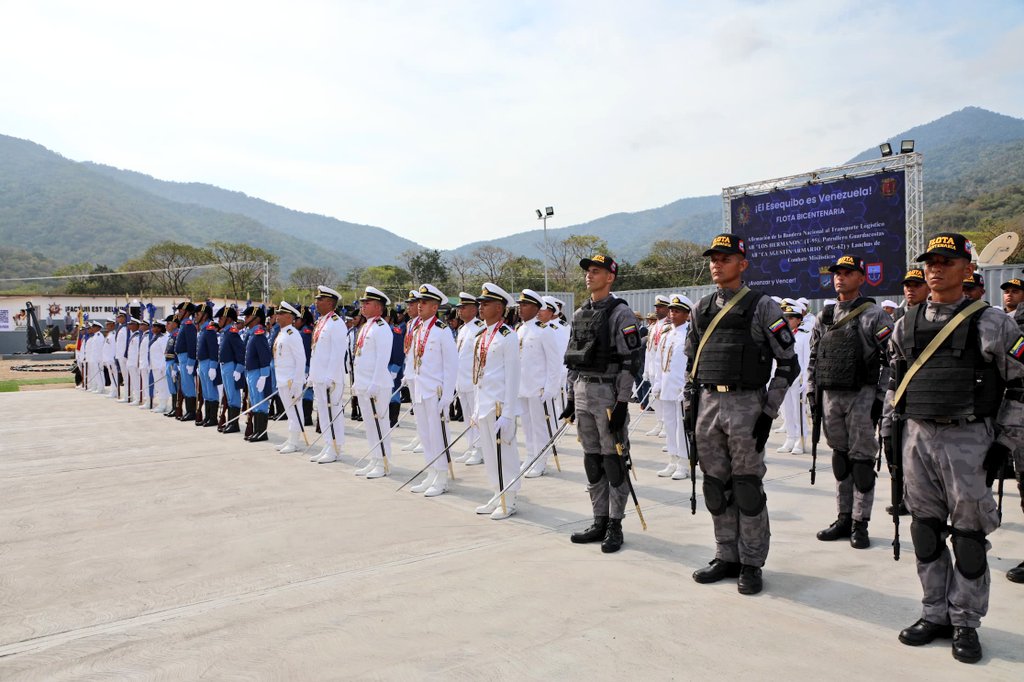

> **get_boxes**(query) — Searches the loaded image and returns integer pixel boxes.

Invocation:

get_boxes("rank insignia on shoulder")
[376,318,387,326]
[474,319,484,326]
[286,328,294,335]
[537,321,547,328]
[768,318,786,334]
[475,327,486,336]
[436,319,448,329]
[206,324,216,331]
[1010,336,1024,360]
[499,326,511,336]
[254,327,265,335]
[875,326,893,341]
[331,314,340,321]
[184,319,194,325]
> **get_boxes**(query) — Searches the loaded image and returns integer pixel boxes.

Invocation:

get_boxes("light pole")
[536,206,554,293]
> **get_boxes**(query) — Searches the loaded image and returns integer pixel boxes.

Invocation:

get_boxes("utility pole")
[536,206,554,293]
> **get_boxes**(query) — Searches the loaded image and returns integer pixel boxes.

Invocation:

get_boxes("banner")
[729,170,906,297]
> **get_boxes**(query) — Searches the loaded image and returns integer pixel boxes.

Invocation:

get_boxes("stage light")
[900,139,915,154]
[535,209,543,219]
[545,206,554,217]
[879,143,893,157]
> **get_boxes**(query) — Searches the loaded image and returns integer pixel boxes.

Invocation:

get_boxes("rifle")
[890,359,906,562]
[810,386,822,485]
[684,390,698,514]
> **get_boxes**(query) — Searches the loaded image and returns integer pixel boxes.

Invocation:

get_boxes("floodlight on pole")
[900,139,915,154]
[879,143,893,157]
[537,206,554,293]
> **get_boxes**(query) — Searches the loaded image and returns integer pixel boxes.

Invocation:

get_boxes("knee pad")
[951,528,988,580]
[603,454,626,487]
[851,459,876,493]
[703,476,732,516]
[733,475,766,516]
[584,453,605,484]
[832,450,851,481]
[910,516,946,563]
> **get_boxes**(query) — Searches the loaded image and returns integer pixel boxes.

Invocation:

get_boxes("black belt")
[577,375,616,384]
[920,417,975,426]
[699,384,750,393]
[1006,389,1024,402]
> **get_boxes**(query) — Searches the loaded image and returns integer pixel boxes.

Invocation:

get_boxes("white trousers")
[414,395,446,472]
[457,386,479,448]
[782,384,805,440]
[358,388,392,459]
[152,370,168,406]
[88,361,104,391]
[479,410,520,492]
[518,396,548,469]
[128,367,142,402]
[279,379,304,434]
[314,382,344,451]
[660,398,681,457]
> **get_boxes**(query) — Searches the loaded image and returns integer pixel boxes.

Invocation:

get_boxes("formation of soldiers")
[71,231,1024,665]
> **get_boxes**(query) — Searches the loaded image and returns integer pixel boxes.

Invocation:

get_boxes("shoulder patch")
[875,326,893,341]
[777,329,794,347]
[622,323,640,350]
[1010,336,1024,360]
[768,318,786,334]
[436,319,448,329]
[475,327,486,337]
[331,313,340,321]
[537,321,547,328]
[499,326,511,336]
[254,327,266,335]
[474,319,484,326]
[206,323,216,331]
[183,319,194,326]
[286,328,294,335]
[375,318,387,326]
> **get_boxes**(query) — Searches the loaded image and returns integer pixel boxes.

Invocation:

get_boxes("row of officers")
[76,230,1024,666]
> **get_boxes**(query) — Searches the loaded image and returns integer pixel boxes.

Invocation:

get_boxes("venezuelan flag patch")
[875,326,892,341]
[1010,336,1024,360]
[769,318,786,333]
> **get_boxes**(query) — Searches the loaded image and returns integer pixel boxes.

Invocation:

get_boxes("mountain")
[455,107,1024,263]
[83,163,423,267]
[0,135,421,280]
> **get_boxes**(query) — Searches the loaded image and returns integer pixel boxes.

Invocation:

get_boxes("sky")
[2,1,1023,250]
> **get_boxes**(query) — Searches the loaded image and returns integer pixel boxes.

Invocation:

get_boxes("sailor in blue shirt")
[244,306,273,442]
[175,302,199,420]
[163,315,179,417]
[196,302,221,427]
[218,306,246,434]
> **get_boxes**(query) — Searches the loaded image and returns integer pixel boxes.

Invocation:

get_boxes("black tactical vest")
[693,291,772,389]
[565,296,627,373]
[902,301,1002,420]
[815,298,880,390]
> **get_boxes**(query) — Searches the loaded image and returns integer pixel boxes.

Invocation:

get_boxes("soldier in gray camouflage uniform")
[562,254,644,554]
[1000,275,1024,584]
[882,233,1024,664]
[684,233,800,595]
[808,255,893,549]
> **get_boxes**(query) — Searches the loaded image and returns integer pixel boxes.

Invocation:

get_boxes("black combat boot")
[1007,560,1024,583]
[203,400,219,427]
[899,618,953,646]
[851,519,870,549]
[389,401,401,428]
[303,399,314,426]
[817,513,853,541]
[601,518,623,553]
[165,393,178,417]
[737,565,763,595]
[571,516,609,544]
[179,397,196,421]
[693,558,742,584]
[952,626,982,664]
[223,407,240,434]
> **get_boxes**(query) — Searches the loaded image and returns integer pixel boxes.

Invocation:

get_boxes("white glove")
[540,388,556,403]
[305,377,314,389]
[207,367,216,380]
[329,380,337,396]
[186,363,194,375]
[440,394,455,415]
[494,415,513,438]
[366,383,382,397]
[256,375,267,392]
[232,370,241,382]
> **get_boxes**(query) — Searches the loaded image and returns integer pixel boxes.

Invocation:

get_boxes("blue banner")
[729,170,906,298]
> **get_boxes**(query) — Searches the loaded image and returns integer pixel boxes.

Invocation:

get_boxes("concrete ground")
[1,388,1022,681]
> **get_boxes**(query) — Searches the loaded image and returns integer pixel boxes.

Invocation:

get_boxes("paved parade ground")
[2,388,1023,680]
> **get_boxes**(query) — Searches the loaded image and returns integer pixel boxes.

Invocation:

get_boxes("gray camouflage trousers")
[822,386,877,521]
[903,419,999,628]
[575,379,629,520]
[696,388,770,566]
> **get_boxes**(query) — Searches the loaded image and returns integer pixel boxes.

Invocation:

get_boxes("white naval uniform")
[126,331,142,403]
[274,326,308,434]
[352,316,395,470]
[309,311,348,457]
[455,318,486,456]
[148,333,169,408]
[644,317,672,426]
[86,332,105,392]
[550,318,571,406]
[101,331,117,396]
[473,321,521,494]
[114,325,129,399]
[780,325,812,447]
[138,332,152,405]
[658,321,690,476]
[410,316,458,474]
[516,318,562,475]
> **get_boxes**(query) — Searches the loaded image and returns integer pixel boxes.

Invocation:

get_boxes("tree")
[538,234,610,290]
[626,239,709,289]
[129,241,214,295]
[207,241,278,299]
[445,253,477,293]
[357,265,412,303]
[54,263,142,295]
[500,255,545,292]
[400,248,449,285]
[471,245,515,282]
[290,266,340,293]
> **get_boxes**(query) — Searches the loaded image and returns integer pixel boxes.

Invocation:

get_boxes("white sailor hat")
[771,295,783,304]
[360,286,391,306]
[541,295,559,312]
[278,301,301,316]
[782,302,803,317]
[315,285,341,301]
[88,319,102,327]
[406,289,422,303]
[477,282,513,306]
[138,318,150,326]
[668,293,693,311]
[418,283,445,303]
[128,317,141,324]
[518,289,543,307]
[782,297,797,307]
[880,299,898,309]
[152,318,167,328]
[457,291,478,306]
[796,297,810,306]
[654,294,671,306]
